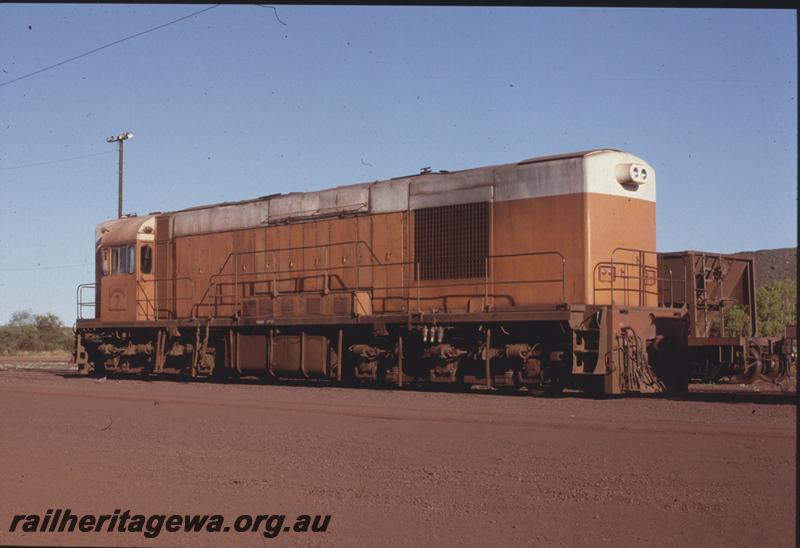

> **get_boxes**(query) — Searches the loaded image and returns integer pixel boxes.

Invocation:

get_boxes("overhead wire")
[0,4,221,88]
[0,6,289,276]
[0,263,91,272]
[0,150,116,170]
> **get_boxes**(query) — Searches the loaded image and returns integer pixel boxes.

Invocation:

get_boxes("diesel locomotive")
[73,149,790,394]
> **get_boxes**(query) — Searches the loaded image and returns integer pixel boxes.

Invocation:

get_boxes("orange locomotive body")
[73,149,786,394]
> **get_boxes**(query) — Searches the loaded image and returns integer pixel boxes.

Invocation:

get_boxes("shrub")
[0,311,72,355]
[756,280,796,337]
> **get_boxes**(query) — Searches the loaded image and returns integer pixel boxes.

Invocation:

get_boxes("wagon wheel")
[731,346,762,385]
[759,353,788,383]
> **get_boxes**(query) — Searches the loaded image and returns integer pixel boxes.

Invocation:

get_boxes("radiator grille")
[414,202,489,281]
[155,216,171,242]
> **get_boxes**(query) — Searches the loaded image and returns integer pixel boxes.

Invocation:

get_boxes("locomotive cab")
[94,215,156,322]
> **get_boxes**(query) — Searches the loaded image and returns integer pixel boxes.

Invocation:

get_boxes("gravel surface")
[0,367,795,547]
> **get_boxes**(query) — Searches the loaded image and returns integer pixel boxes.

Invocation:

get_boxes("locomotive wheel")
[88,355,106,378]
[526,374,565,397]
[669,360,690,395]
[731,346,762,385]
[89,364,105,378]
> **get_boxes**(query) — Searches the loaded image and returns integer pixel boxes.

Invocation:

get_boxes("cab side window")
[111,248,119,274]
[140,244,153,274]
[119,245,127,275]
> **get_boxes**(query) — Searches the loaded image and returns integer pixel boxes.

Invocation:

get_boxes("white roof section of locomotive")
[407,150,655,208]
[94,215,156,248]
[171,200,268,238]
[161,149,655,237]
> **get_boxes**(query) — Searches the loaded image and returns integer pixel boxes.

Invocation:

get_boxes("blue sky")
[0,5,796,326]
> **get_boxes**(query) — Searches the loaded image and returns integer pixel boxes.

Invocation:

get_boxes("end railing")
[592,247,685,307]
[76,283,96,320]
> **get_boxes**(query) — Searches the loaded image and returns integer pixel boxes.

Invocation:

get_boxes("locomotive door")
[154,216,175,319]
[136,240,155,320]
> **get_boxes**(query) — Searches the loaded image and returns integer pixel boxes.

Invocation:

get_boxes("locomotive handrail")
[76,283,96,320]
[611,248,650,307]
[197,240,386,317]
[593,247,666,307]
[487,250,567,304]
[209,261,566,298]
[592,260,678,307]
[192,240,382,318]
[194,241,568,318]
[610,247,690,307]
[136,276,196,320]
[135,279,153,319]
[220,240,383,265]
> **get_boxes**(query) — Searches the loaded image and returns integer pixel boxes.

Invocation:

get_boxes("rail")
[135,277,196,320]
[662,259,689,309]
[193,241,568,319]
[592,248,686,307]
[76,283,96,320]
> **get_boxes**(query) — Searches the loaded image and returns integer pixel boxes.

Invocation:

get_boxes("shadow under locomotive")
[55,368,796,406]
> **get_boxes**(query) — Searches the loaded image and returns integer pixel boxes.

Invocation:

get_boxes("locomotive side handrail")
[135,277,196,320]
[192,240,376,318]
[193,241,568,319]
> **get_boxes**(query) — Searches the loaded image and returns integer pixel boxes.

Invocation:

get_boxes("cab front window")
[101,249,109,276]
[119,245,127,274]
[127,245,136,274]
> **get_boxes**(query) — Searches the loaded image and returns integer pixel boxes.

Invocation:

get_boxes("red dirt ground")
[0,365,795,547]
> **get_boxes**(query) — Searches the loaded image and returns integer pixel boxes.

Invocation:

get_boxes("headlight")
[615,163,650,186]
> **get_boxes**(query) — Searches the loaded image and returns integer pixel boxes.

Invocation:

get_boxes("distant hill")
[738,247,797,288]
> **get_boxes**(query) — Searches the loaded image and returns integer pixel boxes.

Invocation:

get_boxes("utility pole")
[106,131,133,218]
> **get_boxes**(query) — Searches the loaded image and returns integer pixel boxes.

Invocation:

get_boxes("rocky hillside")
[738,247,796,288]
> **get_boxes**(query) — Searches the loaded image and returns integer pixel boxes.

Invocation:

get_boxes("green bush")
[0,310,72,355]
[710,304,753,337]
[756,280,796,337]
[709,280,795,338]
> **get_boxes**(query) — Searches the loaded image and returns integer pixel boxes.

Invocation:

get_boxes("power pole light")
[106,131,134,219]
